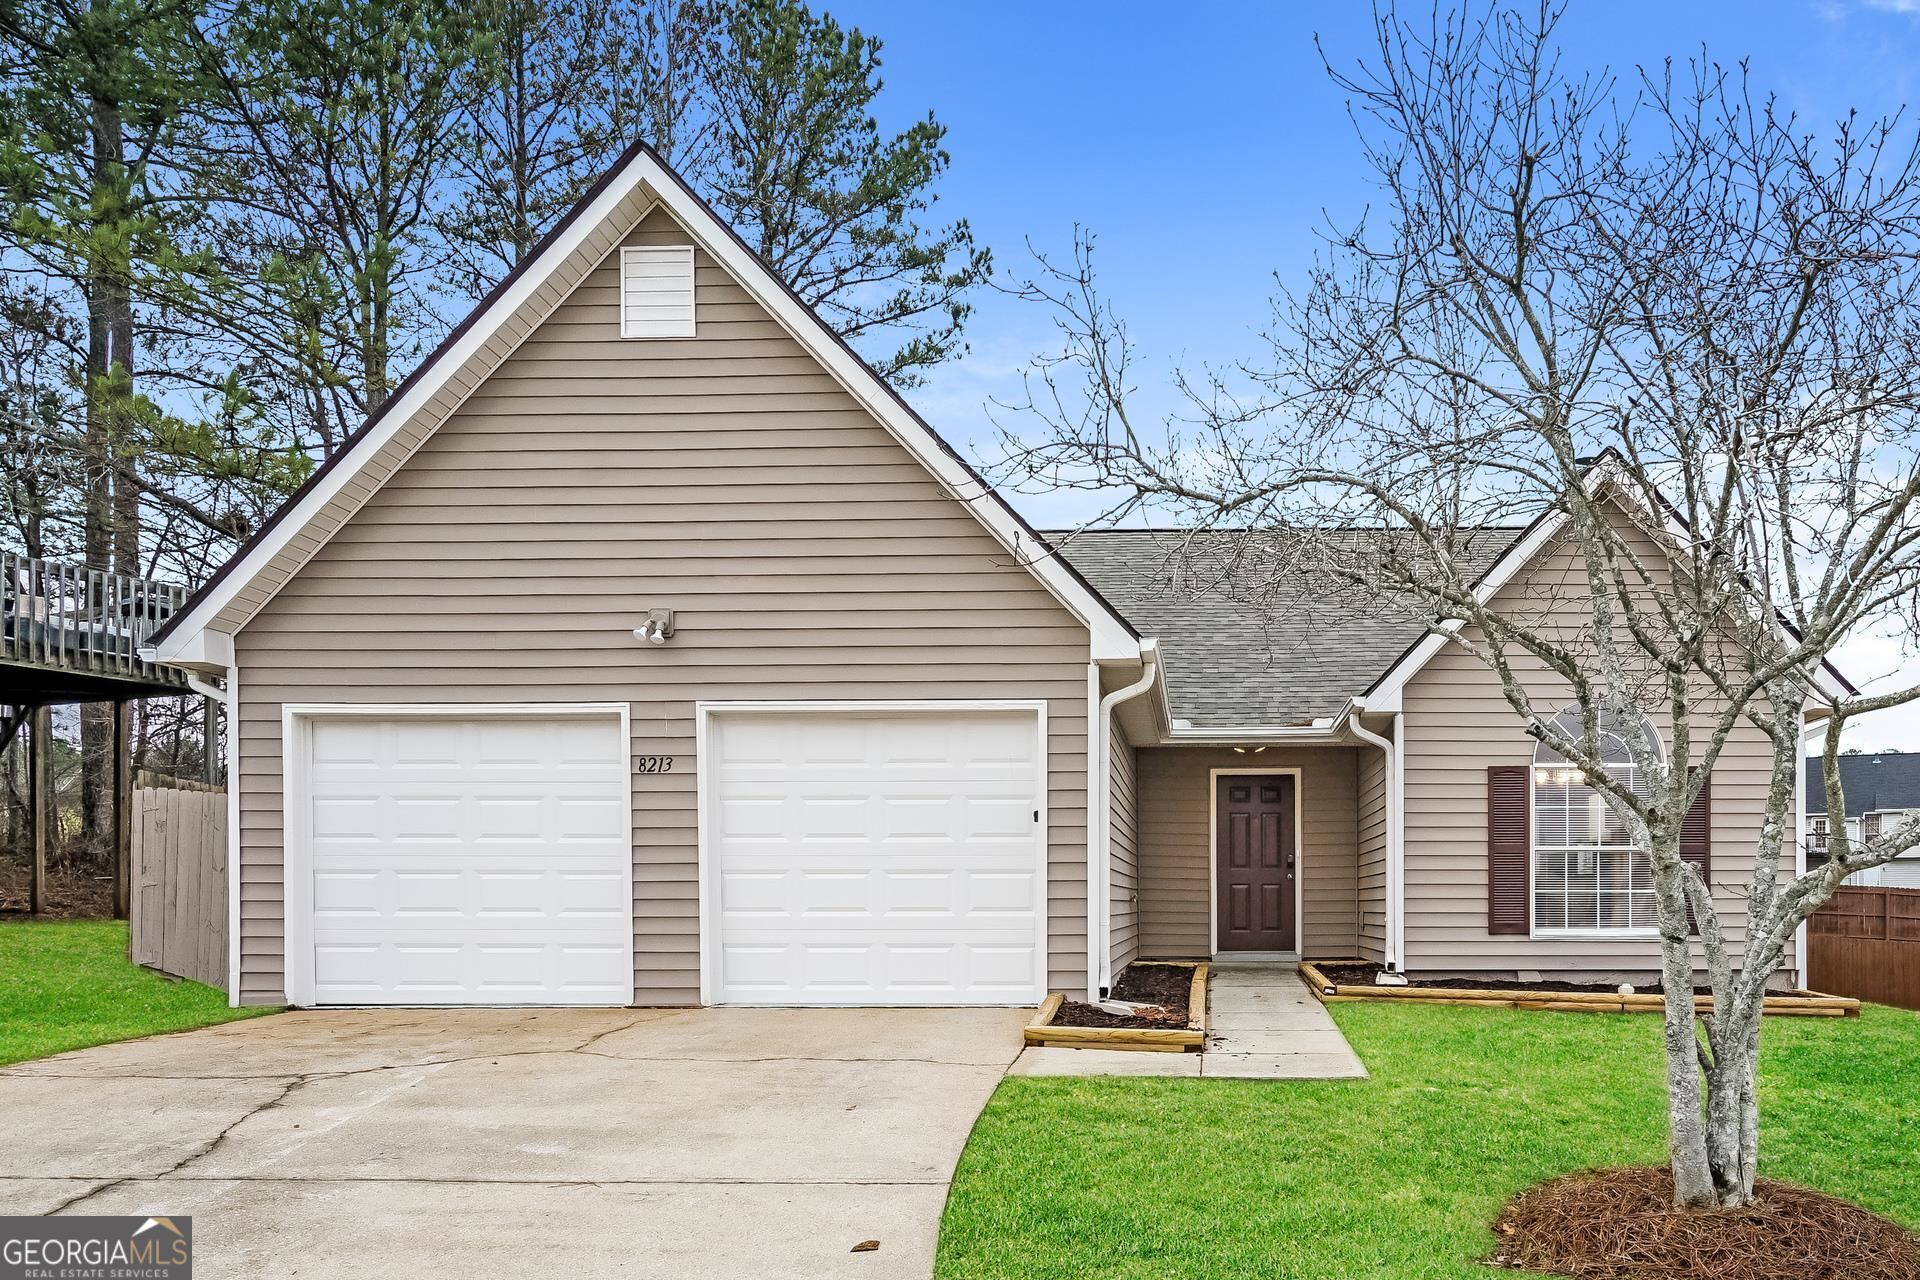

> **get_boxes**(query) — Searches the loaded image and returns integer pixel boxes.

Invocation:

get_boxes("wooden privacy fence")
[1808,886,1920,1012]
[130,785,227,991]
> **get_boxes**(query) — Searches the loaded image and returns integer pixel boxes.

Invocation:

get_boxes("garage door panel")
[300,712,631,1006]
[717,940,1039,999]
[709,708,1044,1005]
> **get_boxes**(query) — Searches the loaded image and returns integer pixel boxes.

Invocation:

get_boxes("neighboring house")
[148,143,1846,1010]
[1806,752,1920,888]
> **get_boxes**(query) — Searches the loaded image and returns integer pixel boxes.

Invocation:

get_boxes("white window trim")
[279,701,635,1008]
[1527,726,1664,942]
[619,244,696,339]
[693,699,1051,1008]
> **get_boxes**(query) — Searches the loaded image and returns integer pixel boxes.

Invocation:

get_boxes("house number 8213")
[634,756,675,774]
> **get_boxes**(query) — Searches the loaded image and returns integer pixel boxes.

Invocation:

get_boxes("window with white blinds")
[1531,708,1662,934]
[620,245,696,338]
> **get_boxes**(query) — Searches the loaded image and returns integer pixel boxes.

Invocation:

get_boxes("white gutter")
[1160,719,1343,744]
[1347,702,1405,972]
[1092,643,1161,998]
[138,647,228,705]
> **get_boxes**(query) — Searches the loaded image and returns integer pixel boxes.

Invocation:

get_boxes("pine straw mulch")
[1491,1166,1920,1280]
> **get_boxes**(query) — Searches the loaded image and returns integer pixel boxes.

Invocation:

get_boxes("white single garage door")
[294,710,632,1006]
[707,706,1046,1006]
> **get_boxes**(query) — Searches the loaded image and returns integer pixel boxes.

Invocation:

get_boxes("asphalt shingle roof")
[1052,528,1518,728]
[1805,752,1920,817]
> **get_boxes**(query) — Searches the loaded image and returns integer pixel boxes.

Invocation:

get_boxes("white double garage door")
[290,705,1046,1007]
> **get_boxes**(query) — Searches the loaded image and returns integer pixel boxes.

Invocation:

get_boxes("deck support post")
[113,699,132,920]
[29,705,50,915]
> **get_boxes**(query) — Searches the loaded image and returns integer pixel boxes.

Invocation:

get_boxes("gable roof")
[150,141,1140,666]
[1806,752,1920,818]
[1053,528,1517,727]
[1359,453,1856,707]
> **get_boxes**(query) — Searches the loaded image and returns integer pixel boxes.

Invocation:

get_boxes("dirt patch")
[1052,962,1193,1029]
[1317,961,1710,996]
[1492,1166,1920,1280]
[0,860,115,919]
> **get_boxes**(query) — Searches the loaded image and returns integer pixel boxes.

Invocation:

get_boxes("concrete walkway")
[1204,965,1368,1078]
[1,1006,1030,1280]
[1012,966,1367,1079]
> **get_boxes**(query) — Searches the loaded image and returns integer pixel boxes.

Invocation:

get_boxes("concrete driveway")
[0,1006,1030,1279]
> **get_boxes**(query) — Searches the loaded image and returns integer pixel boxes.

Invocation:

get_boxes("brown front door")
[1215,774,1297,952]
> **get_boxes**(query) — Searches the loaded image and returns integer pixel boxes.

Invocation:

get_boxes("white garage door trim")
[695,700,1049,1007]
[282,702,634,1007]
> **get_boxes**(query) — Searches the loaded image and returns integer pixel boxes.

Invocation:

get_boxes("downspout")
[1796,713,1823,990]
[1347,703,1404,973]
[185,673,228,704]
[1093,645,1160,998]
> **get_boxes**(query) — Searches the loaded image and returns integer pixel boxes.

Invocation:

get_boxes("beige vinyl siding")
[210,185,659,636]
[233,206,1093,1005]
[1400,521,1790,978]
[1136,746,1362,958]
[1109,720,1140,974]
[1356,746,1388,964]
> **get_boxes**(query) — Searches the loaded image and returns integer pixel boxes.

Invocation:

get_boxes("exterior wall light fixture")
[633,609,676,645]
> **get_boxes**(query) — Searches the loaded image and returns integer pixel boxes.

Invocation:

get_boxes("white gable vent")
[620,245,696,338]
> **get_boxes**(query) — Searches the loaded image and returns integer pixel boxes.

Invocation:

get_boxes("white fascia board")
[154,162,663,664]
[1364,506,1568,707]
[155,146,1142,667]
[1158,723,1346,744]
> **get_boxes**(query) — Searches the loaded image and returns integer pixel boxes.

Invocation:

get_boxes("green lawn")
[0,920,274,1066]
[936,1002,1920,1279]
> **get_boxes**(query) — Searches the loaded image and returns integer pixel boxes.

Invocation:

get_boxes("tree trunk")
[80,75,130,874]
[1660,847,1768,1209]
[1654,858,1717,1207]
[1693,950,1772,1209]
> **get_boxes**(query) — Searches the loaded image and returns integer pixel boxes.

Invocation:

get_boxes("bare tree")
[995,2,1920,1209]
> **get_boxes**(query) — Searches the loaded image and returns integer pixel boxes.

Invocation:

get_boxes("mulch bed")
[1492,1166,1920,1280]
[1319,960,1710,997]
[1052,962,1193,1029]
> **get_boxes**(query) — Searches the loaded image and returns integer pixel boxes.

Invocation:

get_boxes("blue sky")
[826,0,1920,749]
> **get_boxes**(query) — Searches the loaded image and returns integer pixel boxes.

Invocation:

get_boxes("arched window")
[1531,710,1660,934]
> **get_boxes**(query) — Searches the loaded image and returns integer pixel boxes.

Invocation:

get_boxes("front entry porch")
[1123,743,1377,969]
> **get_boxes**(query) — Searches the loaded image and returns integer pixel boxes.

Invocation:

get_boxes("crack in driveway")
[32,1011,678,1215]
[10,1007,1030,1279]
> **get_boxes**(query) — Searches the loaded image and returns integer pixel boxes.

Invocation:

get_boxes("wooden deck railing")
[1,551,189,686]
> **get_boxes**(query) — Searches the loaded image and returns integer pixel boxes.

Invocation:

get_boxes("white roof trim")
[1364,456,1854,706]
[1364,504,1569,705]
[156,146,1141,666]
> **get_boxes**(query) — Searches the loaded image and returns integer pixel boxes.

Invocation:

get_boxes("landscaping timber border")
[1297,960,1859,1018]
[1025,961,1211,1052]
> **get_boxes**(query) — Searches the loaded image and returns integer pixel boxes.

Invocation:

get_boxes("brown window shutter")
[1680,774,1711,934]
[1487,765,1530,935]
